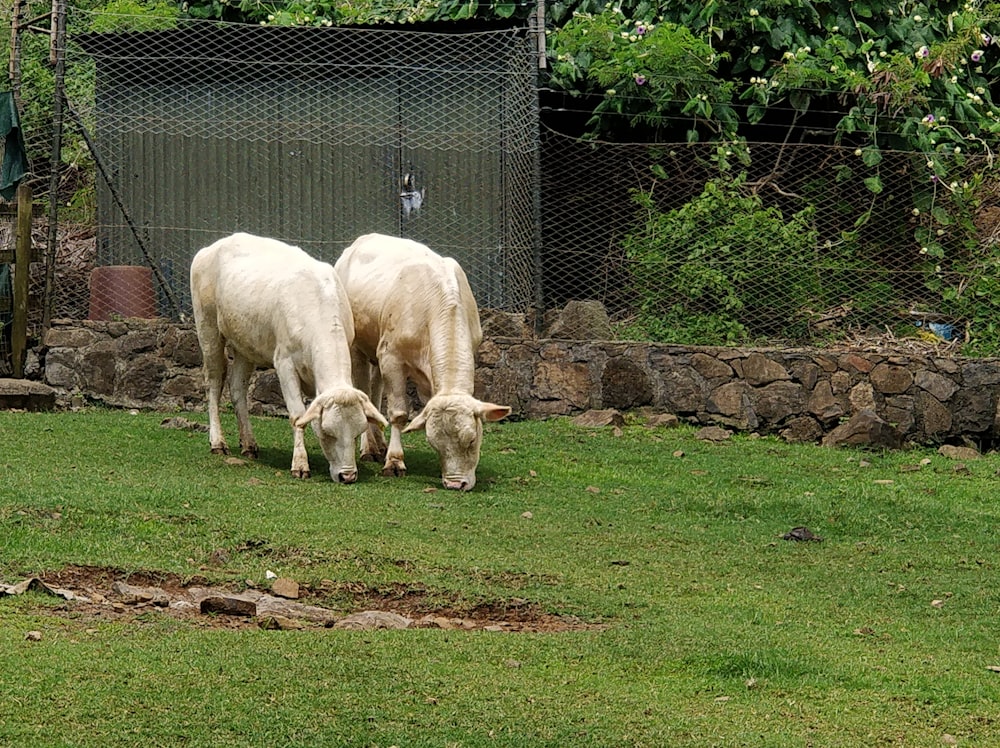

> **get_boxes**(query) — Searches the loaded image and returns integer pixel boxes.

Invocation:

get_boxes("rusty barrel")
[88,265,158,320]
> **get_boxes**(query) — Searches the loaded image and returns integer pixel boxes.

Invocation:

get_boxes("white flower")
[937,229,945,236]
[749,8,759,17]
[912,208,921,216]
[606,88,617,95]
[954,147,961,154]
[830,65,838,73]
[926,160,934,169]
[832,25,839,32]
[783,51,795,60]
[950,182,958,189]
[879,51,887,58]
[855,149,863,156]
[920,247,928,254]
[914,15,922,22]
[751,45,760,54]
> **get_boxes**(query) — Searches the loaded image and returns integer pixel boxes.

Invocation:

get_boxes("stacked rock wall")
[39,319,1000,446]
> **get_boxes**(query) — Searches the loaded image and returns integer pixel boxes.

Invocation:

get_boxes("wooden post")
[12,182,31,378]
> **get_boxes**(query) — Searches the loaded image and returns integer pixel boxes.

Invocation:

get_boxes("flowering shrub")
[545,1,1000,350]
[547,11,738,141]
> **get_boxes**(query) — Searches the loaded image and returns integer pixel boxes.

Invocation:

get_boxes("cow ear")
[295,396,326,428]
[402,408,428,433]
[478,402,512,422]
[363,398,389,427]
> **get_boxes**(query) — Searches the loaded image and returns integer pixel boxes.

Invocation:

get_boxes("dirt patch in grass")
[18,565,599,633]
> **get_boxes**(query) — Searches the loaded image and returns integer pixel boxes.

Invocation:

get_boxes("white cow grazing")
[190,232,387,483]
[334,233,511,491]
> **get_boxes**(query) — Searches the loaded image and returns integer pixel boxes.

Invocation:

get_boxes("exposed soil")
[16,565,600,633]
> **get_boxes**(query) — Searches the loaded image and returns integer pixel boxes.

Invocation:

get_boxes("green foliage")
[544,1,1000,329]
[86,0,180,31]
[623,172,824,344]
[547,12,738,141]
[180,0,529,26]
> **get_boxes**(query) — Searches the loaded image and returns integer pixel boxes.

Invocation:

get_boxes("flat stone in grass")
[571,409,624,428]
[0,378,56,411]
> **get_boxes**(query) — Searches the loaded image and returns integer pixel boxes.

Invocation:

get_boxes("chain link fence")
[3,4,1000,359]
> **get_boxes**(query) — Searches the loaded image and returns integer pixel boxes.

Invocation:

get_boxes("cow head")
[297,388,388,483]
[403,394,511,491]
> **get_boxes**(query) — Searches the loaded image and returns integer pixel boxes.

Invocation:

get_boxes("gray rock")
[571,409,625,428]
[271,577,300,599]
[780,416,823,444]
[333,610,413,630]
[821,409,903,449]
[545,300,612,341]
[696,426,732,442]
[0,378,56,411]
[199,595,258,617]
[645,413,679,429]
[938,444,980,461]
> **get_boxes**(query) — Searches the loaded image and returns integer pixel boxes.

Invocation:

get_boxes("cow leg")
[274,358,311,479]
[355,354,388,462]
[229,353,258,458]
[379,353,408,478]
[198,324,230,455]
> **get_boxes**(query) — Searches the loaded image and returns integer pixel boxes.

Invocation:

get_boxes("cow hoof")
[381,462,407,478]
[360,452,380,463]
[241,446,259,459]
[291,469,311,479]
[210,445,230,455]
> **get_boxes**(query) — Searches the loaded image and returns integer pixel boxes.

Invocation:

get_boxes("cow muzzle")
[335,468,358,484]
[443,476,474,491]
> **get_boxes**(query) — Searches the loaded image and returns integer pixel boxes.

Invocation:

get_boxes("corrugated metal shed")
[76,23,540,316]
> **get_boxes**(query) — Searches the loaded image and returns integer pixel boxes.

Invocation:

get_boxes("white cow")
[190,232,387,483]
[334,233,511,491]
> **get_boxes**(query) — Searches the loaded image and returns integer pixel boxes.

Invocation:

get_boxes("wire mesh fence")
[7,7,543,330]
[540,129,998,347]
[3,3,1000,358]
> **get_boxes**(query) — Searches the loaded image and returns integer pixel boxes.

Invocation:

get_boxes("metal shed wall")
[76,23,540,317]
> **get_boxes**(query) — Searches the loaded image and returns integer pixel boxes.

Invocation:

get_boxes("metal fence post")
[12,182,31,377]
[42,0,66,332]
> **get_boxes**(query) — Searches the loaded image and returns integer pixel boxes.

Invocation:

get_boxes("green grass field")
[1,408,999,746]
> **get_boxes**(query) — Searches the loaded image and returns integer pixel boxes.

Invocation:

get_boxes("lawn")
[1,408,998,746]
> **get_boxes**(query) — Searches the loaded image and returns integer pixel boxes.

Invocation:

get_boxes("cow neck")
[310,319,354,393]
[426,301,475,396]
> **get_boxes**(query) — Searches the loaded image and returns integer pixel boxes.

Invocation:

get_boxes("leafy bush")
[622,174,824,344]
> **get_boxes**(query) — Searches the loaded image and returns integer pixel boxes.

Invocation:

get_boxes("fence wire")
[10,8,542,327]
[540,129,997,345]
[3,4,1000,354]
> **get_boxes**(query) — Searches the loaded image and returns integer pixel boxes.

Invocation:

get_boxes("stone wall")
[38,318,1000,446]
